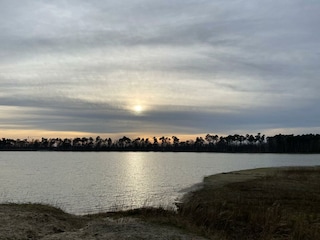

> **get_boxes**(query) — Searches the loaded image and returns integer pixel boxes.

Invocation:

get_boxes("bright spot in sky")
[133,105,143,114]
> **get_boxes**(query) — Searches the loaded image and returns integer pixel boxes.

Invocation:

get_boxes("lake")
[0,152,319,215]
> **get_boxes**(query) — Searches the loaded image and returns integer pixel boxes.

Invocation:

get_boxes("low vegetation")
[0,203,88,239]
[121,167,320,239]
[1,167,320,239]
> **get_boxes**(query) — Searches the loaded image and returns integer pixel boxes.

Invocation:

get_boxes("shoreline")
[179,165,319,202]
[178,165,320,239]
[1,166,320,239]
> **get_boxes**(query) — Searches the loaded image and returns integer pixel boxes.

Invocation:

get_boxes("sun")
[133,105,143,114]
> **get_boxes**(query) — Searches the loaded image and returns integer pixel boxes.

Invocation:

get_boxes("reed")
[173,167,320,239]
[121,167,320,239]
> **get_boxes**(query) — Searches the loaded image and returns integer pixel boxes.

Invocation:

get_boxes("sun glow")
[133,105,143,114]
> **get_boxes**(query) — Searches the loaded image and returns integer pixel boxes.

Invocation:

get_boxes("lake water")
[0,152,319,215]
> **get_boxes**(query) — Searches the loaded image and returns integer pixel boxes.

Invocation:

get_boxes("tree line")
[1,133,320,153]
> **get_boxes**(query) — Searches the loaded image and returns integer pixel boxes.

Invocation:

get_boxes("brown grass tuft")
[174,167,320,239]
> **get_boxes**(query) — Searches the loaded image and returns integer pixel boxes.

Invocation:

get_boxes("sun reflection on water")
[122,152,154,207]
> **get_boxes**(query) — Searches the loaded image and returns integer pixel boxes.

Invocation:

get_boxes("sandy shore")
[0,203,207,240]
[1,166,319,239]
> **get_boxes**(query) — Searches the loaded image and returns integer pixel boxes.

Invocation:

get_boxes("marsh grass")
[175,167,320,239]
[119,167,320,239]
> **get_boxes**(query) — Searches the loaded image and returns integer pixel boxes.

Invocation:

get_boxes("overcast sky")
[1,0,320,139]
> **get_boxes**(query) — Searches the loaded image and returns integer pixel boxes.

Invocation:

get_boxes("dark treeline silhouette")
[1,133,320,153]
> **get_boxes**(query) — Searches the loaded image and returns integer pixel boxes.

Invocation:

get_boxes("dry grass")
[175,167,320,239]
[118,167,320,239]
[0,203,88,239]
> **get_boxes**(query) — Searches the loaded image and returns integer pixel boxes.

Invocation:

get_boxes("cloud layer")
[1,0,320,138]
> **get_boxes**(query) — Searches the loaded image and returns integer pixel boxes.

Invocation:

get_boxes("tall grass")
[122,167,320,239]
[175,167,320,239]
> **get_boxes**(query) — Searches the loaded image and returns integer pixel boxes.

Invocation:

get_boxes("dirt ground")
[0,203,207,240]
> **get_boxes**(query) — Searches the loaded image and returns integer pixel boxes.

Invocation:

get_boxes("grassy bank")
[118,166,320,239]
[1,166,320,239]
[139,166,320,239]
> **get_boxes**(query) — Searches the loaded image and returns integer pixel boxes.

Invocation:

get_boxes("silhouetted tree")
[1,133,319,153]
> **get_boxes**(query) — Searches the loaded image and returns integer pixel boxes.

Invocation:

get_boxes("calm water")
[0,152,319,215]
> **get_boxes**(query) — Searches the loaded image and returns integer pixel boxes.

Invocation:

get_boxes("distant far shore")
[1,166,320,239]
[1,133,320,153]
[1,149,320,154]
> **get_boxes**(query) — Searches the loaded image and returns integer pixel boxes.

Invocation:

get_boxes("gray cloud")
[1,0,320,137]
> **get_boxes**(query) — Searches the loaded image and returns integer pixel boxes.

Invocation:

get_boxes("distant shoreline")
[1,149,320,154]
[1,133,320,153]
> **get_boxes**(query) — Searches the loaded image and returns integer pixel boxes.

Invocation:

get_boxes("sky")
[1,0,320,140]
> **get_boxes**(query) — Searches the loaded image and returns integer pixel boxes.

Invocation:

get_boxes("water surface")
[0,152,319,214]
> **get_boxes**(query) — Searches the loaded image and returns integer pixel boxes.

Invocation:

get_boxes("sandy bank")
[0,204,207,239]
